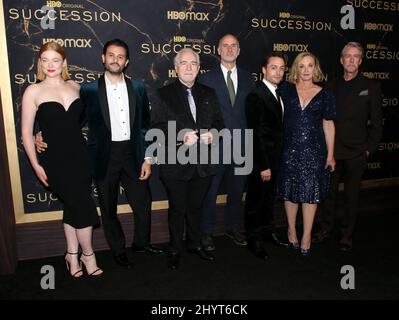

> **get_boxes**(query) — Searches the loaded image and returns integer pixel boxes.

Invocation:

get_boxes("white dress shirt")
[220,64,238,94]
[105,74,130,141]
[262,78,284,115]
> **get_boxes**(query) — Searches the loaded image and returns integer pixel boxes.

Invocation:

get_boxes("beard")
[105,63,125,74]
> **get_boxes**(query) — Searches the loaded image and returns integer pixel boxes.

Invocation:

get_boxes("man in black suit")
[245,52,289,260]
[151,48,224,270]
[313,42,383,251]
[37,39,163,267]
[198,34,255,251]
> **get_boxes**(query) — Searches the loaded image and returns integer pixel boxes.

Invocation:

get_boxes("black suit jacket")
[246,81,284,172]
[325,75,383,159]
[151,80,224,180]
[80,75,150,179]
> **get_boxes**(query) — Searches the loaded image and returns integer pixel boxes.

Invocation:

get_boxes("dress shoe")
[113,252,132,268]
[339,238,352,252]
[131,244,165,254]
[225,230,247,246]
[248,240,270,260]
[264,232,289,247]
[187,248,215,261]
[339,243,352,252]
[201,234,215,252]
[312,229,330,243]
[288,242,300,250]
[167,253,180,270]
[300,248,311,256]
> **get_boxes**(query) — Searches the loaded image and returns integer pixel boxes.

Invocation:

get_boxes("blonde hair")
[288,52,324,83]
[36,41,70,81]
[341,41,363,58]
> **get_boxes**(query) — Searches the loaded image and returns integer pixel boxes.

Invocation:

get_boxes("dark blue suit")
[198,66,255,234]
[80,75,152,255]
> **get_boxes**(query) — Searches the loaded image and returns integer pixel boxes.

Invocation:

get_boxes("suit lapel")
[262,83,283,122]
[192,85,205,127]
[98,75,111,131]
[173,80,196,125]
[125,76,137,129]
[235,68,244,107]
[216,67,231,106]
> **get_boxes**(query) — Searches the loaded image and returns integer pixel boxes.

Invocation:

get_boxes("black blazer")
[151,80,224,180]
[80,75,150,179]
[325,75,383,159]
[246,81,284,172]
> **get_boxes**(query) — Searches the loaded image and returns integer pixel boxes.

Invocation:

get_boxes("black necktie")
[275,87,283,120]
[275,88,282,107]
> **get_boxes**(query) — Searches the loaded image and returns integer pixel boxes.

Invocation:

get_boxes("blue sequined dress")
[277,83,337,203]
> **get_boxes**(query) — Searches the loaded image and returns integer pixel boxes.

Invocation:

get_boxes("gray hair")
[174,47,200,66]
[341,41,364,58]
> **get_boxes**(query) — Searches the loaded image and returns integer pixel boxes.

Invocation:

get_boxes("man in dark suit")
[82,39,164,266]
[151,48,224,270]
[37,39,163,267]
[245,52,289,260]
[313,42,383,251]
[198,34,255,251]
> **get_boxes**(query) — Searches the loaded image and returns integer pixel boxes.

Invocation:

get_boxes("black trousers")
[96,141,151,255]
[321,153,367,241]
[244,169,276,241]
[162,172,212,254]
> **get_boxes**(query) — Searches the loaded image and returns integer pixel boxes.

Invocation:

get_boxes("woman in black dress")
[21,42,102,277]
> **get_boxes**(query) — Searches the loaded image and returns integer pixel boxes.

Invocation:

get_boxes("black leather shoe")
[167,253,180,270]
[187,248,215,261]
[312,230,330,243]
[113,252,132,268]
[248,240,270,260]
[201,234,215,252]
[131,244,165,254]
[264,232,289,247]
[225,231,247,246]
[339,238,352,252]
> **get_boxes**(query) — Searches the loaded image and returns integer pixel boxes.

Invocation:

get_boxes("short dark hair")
[263,52,287,68]
[103,38,130,60]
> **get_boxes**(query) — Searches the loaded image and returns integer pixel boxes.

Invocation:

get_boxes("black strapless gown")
[36,98,99,228]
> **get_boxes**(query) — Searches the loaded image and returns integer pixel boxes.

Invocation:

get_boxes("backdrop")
[1,0,398,218]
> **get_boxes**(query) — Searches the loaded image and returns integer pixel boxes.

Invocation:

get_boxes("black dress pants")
[245,170,276,241]
[162,172,212,254]
[321,152,367,241]
[96,141,151,255]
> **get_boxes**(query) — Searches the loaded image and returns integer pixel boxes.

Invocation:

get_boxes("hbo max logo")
[167,11,209,21]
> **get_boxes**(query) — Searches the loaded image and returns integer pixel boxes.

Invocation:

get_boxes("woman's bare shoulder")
[66,79,80,91]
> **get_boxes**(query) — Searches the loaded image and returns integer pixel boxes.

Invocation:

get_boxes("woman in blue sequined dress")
[277,52,336,255]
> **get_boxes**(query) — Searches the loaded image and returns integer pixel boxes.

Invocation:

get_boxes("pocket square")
[359,89,368,96]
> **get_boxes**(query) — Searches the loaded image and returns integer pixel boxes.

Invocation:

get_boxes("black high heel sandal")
[80,252,103,276]
[287,231,299,250]
[64,252,83,278]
